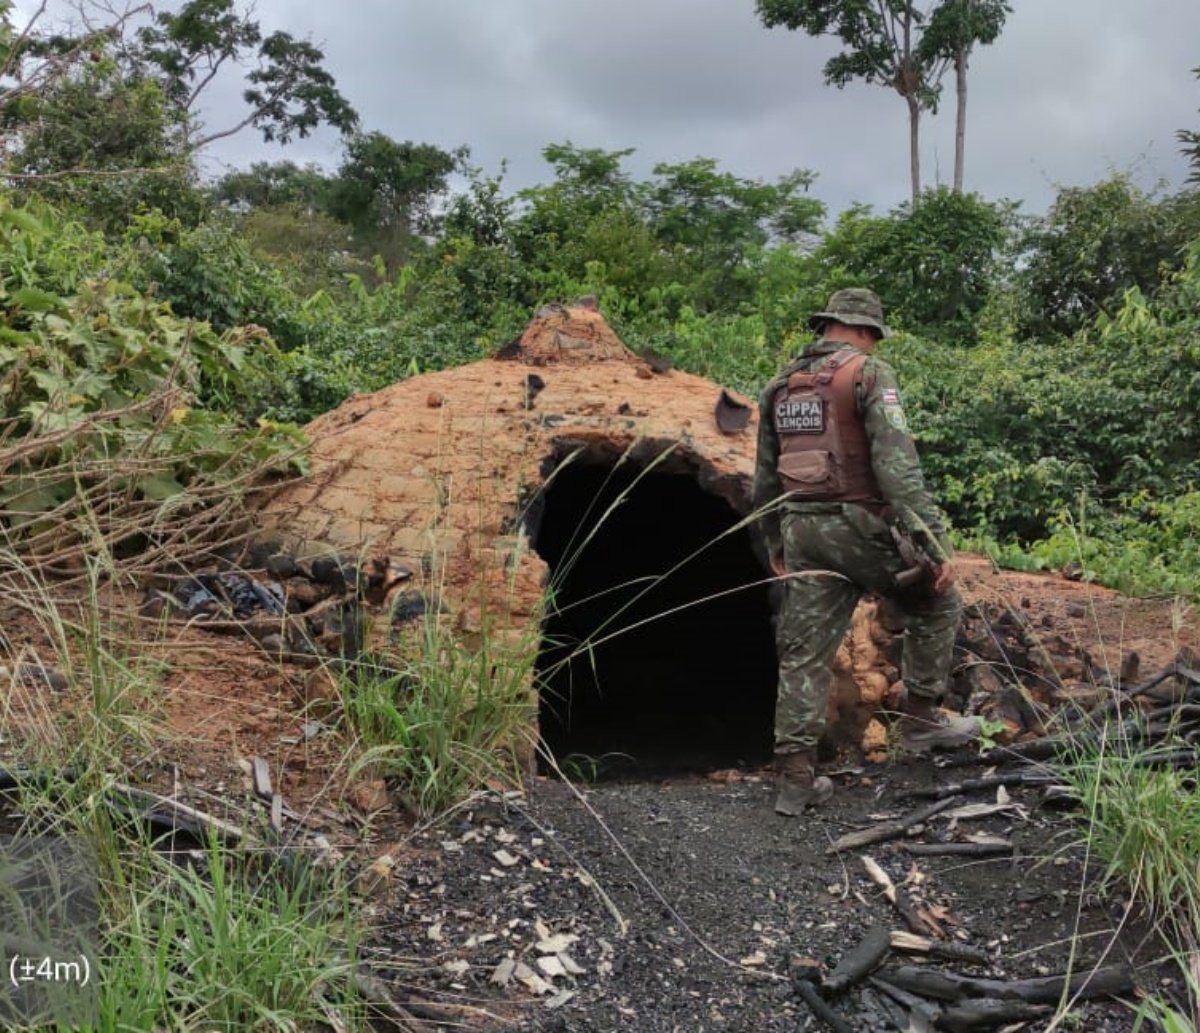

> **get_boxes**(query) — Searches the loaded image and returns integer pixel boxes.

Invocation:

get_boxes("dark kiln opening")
[530,445,777,777]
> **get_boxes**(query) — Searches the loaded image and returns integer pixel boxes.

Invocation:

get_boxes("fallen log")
[826,796,963,855]
[823,923,890,994]
[875,963,1135,1004]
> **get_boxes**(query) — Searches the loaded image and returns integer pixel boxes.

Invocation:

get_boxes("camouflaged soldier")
[753,288,978,817]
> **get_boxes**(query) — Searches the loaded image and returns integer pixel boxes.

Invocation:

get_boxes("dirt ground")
[1,553,1195,1031]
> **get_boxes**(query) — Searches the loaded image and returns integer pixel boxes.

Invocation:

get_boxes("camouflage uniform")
[754,333,962,755]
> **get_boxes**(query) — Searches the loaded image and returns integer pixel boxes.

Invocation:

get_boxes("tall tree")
[755,0,944,202]
[134,0,358,148]
[326,132,464,276]
[646,158,823,309]
[0,0,357,204]
[918,0,1010,193]
[1180,66,1200,185]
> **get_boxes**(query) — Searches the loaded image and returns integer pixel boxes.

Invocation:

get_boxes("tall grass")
[344,618,538,818]
[1057,740,1200,1030]
[0,547,370,1031]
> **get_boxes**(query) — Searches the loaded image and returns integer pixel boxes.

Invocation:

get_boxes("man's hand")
[770,556,787,578]
[931,561,957,595]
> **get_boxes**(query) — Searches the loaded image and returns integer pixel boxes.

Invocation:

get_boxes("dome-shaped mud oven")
[262,301,779,775]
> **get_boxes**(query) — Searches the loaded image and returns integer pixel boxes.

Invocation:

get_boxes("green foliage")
[212,159,332,210]
[1059,744,1200,1024]
[135,0,358,147]
[100,838,363,1031]
[815,188,1013,344]
[117,209,309,353]
[344,615,536,818]
[1017,175,1200,338]
[918,0,1010,63]
[0,196,306,542]
[1179,66,1200,186]
[7,62,204,230]
[235,203,365,299]
[647,158,823,311]
[326,132,464,276]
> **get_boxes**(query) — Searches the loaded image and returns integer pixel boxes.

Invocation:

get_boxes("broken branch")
[826,796,963,854]
[823,923,890,994]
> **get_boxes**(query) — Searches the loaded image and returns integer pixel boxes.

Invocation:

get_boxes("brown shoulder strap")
[829,352,869,412]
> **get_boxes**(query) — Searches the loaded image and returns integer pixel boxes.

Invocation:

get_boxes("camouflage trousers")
[774,505,962,753]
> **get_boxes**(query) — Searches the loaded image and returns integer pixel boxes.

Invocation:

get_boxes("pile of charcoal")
[138,546,438,669]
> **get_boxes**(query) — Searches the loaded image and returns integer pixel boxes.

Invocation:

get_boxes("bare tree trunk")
[907,93,921,203]
[953,48,968,193]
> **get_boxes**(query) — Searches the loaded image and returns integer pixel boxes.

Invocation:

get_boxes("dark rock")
[390,590,448,628]
[309,556,350,593]
[15,663,68,692]
[266,554,299,579]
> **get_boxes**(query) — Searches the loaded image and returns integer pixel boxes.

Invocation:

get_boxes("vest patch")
[775,398,824,434]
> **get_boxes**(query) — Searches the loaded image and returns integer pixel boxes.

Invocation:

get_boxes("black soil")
[372,757,1165,1032]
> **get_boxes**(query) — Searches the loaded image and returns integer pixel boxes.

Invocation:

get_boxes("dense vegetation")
[3,2,1200,599]
[3,6,1200,1026]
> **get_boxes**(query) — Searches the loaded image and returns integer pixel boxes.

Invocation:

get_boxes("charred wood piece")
[889,931,991,967]
[875,962,1134,1005]
[939,998,1052,1031]
[899,772,1057,800]
[792,978,855,1033]
[823,923,890,995]
[826,796,963,855]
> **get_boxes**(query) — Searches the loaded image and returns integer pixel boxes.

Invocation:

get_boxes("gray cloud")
[44,0,1198,219]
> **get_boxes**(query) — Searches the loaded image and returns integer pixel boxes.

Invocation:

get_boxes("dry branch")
[826,796,963,854]
[898,772,1057,801]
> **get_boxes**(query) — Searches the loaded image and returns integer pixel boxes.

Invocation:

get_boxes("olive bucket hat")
[808,288,892,338]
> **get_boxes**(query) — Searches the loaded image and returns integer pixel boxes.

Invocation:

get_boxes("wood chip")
[536,955,566,978]
[514,961,554,995]
[739,950,768,967]
[492,848,520,867]
[251,756,272,801]
[536,933,579,954]
[490,957,516,986]
[558,952,586,976]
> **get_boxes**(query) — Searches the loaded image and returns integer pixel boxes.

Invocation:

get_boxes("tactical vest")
[771,350,883,505]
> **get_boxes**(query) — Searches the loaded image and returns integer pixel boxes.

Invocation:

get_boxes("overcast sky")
[28,0,1200,221]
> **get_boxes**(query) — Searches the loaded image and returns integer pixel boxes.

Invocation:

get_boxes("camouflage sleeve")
[860,358,952,561]
[752,381,784,563]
